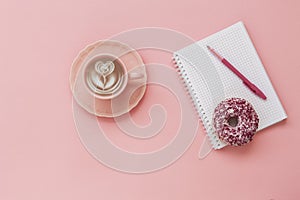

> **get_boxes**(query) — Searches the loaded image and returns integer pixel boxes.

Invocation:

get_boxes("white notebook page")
[174,21,287,149]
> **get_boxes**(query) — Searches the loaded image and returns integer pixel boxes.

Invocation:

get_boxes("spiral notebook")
[173,21,287,149]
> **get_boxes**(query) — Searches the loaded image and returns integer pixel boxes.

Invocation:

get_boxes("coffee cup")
[83,54,144,100]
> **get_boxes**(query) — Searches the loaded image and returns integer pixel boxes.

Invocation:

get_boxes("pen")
[207,45,267,100]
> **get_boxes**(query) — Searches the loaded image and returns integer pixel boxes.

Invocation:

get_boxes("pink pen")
[207,45,267,100]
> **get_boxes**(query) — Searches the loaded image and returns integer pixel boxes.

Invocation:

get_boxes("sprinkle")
[213,98,259,146]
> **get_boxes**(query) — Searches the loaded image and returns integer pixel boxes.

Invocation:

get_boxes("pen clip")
[243,81,256,93]
[243,81,267,100]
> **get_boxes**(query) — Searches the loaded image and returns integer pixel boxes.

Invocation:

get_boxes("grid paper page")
[174,21,287,149]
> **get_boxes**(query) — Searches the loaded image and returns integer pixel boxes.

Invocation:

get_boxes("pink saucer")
[70,40,147,117]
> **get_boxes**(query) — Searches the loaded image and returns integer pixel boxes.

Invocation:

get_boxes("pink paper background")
[1,0,300,199]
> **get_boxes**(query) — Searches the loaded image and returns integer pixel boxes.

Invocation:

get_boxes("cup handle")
[128,69,145,80]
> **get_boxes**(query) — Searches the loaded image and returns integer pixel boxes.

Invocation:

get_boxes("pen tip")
[206,45,211,50]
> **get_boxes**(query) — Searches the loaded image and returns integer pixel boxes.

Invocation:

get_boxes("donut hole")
[227,116,239,127]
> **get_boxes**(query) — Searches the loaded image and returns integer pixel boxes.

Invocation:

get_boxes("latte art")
[85,58,125,97]
[94,61,115,87]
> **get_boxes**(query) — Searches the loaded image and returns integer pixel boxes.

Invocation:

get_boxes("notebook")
[173,21,287,149]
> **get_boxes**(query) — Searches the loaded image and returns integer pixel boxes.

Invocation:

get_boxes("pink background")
[1,0,300,199]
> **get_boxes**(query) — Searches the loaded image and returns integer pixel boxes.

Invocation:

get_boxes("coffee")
[84,55,126,99]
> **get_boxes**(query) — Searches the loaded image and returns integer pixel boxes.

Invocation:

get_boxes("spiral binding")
[172,54,223,149]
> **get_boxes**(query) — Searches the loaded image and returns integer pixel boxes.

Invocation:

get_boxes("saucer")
[70,40,147,117]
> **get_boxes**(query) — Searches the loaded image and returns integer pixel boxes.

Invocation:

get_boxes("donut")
[213,98,259,146]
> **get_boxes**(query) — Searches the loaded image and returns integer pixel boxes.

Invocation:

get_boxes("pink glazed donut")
[213,98,259,146]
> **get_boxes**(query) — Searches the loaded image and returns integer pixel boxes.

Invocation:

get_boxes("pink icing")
[213,98,259,146]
